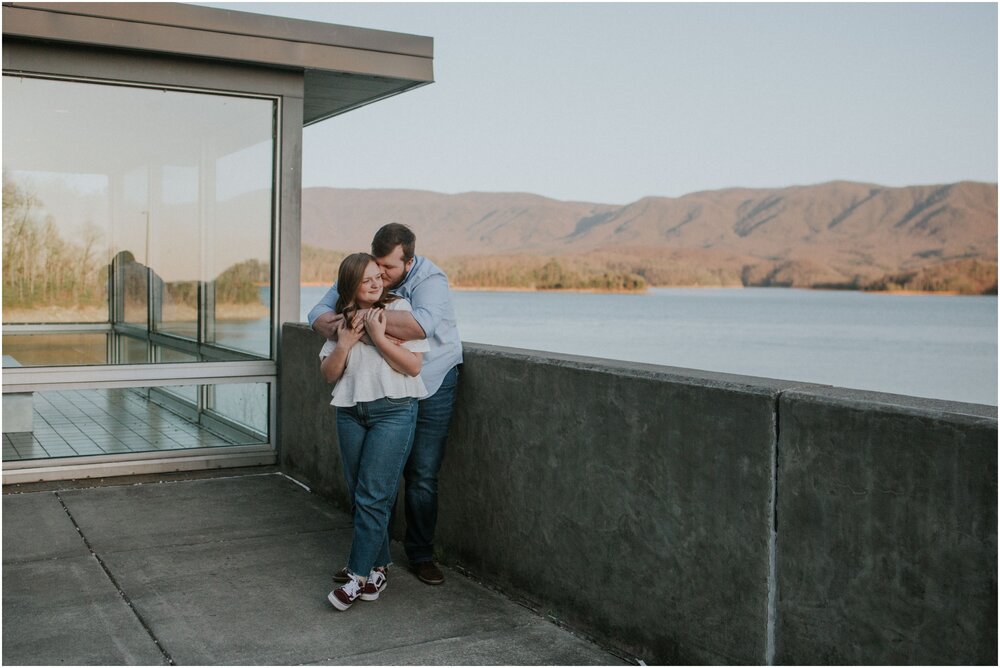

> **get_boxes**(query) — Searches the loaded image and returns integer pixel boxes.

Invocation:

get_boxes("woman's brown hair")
[334,253,396,322]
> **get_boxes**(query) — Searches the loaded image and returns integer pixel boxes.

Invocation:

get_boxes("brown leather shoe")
[414,561,444,585]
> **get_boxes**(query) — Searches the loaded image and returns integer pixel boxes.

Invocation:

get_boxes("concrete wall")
[278,323,997,665]
[278,325,346,500]
[774,388,997,664]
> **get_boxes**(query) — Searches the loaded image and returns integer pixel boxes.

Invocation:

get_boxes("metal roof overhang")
[1,1,435,124]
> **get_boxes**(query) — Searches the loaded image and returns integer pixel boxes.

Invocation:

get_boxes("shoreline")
[4,285,989,324]
[301,282,990,297]
[450,285,648,294]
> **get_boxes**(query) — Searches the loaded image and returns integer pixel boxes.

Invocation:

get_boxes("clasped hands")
[331,308,404,347]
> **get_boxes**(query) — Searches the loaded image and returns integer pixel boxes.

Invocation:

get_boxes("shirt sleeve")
[318,339,336,360]
[402,338,430,353]
[307,284,340,326]
[407,272,450,339]
[388,299,432,352]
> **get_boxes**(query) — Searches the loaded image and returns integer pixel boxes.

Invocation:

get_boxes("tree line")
[3,175,270,313]
[3,174,106,309]
[299,243,996,295]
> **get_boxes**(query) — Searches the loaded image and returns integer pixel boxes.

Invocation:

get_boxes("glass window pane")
[0,332,228,367]
[2,383,270,462]
[2,76,275,364]
[209,383,269,436]
[2,333,109,366]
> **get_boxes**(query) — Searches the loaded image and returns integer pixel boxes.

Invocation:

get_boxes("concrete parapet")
[774,387,998,665]
[438,343,809,664]
[278,323,998,664]
[278,324,348,502]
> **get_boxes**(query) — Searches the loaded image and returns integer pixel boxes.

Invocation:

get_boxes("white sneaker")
[328,575,363,610]
[361,567,388,601]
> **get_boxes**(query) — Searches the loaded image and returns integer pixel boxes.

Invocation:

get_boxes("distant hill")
[302,181,998,293]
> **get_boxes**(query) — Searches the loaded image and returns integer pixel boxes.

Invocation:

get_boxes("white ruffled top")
[319,299,430,408]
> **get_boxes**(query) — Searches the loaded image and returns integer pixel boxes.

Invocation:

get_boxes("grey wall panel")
[278,325,345,501]
[774,388,998,665]
[439,344,803,665]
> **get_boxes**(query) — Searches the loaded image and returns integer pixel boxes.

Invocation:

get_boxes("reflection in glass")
[116,250,149,327]
[123,336,150,364]
[2,75,275,363]
[2,383,270,462]
[1,331,218,367]
[2,333,109,367]
[211,383,269,435]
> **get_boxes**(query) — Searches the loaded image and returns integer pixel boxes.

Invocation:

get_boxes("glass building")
[2,2,433,482]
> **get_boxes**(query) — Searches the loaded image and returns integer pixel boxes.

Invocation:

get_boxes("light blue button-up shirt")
[307,255,463,397]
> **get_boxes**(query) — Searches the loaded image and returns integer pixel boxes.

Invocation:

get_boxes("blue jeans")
[403,365,460,564]
[337,396,417,578]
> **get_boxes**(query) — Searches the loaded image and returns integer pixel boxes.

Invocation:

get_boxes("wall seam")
[765,390,782,665]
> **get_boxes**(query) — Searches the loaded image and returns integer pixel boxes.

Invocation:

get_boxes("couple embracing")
[309,223,462,611]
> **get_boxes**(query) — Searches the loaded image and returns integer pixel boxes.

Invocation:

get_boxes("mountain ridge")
[301,180,997,292]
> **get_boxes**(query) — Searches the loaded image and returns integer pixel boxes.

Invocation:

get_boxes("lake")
[299,285,998,406]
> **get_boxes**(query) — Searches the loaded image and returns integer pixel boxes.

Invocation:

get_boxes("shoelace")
[342,578,362,597]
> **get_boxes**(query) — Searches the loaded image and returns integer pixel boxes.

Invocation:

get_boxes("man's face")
[374,245,414,290]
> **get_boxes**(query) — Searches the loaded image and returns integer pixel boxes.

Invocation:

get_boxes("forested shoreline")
[301,245,997,295]
[2,175,271,320]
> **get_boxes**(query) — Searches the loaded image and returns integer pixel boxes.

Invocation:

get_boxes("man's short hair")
[372,222,416,261]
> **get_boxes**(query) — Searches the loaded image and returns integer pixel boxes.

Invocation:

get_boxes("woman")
[319,252,429,611]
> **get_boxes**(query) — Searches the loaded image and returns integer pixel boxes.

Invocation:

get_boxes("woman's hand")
[363,307,387,341]
[336,315,365,348]
[365,307,423,377]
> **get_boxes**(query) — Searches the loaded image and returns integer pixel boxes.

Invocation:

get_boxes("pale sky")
[197,2,998,205]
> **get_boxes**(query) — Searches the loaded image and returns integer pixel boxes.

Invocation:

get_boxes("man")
[309,223,463,585]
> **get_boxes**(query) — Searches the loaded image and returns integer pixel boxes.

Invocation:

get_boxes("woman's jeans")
[336,396,417,578]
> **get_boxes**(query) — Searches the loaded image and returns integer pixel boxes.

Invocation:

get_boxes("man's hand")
[313,312,344,339]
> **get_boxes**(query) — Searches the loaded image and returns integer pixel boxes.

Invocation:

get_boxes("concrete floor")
[2,471,626,665]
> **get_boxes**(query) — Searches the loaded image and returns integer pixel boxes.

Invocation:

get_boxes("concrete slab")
[313,621,627,665]
[2,556,167,665]
[101,527,621,665]
[58,473,347,552]
[3,473,624,665]
[2,491,90,563]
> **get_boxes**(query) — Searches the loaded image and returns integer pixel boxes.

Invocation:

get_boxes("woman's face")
[355,261,384,306]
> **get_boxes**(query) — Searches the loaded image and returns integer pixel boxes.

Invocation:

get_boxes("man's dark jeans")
[403,364,460,565]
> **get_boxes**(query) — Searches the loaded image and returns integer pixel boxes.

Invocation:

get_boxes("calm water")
[299,286,998,406]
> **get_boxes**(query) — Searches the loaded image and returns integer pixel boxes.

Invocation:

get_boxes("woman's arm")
[364,309,424,377]
[320,318,364,383]
[320,342,351,383]
[376,342,423,377]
